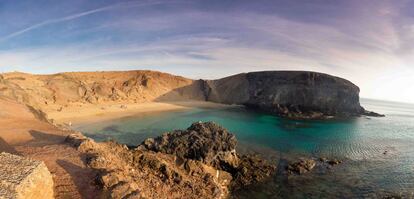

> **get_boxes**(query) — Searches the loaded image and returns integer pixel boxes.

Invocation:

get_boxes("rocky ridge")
[65,122,275,198]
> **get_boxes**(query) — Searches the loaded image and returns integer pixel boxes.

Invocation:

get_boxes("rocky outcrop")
[66,122,275,198]
[0,152,54,199]
[201,71,381,119]
[140,122,276,189]
[139,122,239,171]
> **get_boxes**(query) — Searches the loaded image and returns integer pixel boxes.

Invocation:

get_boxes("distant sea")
[75,98,414,198]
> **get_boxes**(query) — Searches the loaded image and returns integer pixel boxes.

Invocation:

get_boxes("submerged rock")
[66,122,276,198]
[363,110,385,117]
[287,159,316,175]
[327,159,342,166]
[231,155,276,189]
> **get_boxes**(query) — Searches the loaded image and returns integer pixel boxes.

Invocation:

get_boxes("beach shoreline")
[47,100,238,126]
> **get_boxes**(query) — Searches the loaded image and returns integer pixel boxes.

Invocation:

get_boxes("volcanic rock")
[199,71,382,119]
[140,122,276,189]
[139,121,239,170]
[287,159,316,175]
[66,122,276,198]
[231,155,276,189]
[327,159,343,166]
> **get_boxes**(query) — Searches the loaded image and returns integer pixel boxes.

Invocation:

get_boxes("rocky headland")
[199,71,384,119]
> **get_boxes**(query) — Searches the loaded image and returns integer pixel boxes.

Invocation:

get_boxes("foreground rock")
[0,152,54,199]
[66,122,275,198]
[139,122,239,171]
[140,122,276,189]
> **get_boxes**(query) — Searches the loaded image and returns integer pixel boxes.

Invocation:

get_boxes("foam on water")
[74,98,414,198]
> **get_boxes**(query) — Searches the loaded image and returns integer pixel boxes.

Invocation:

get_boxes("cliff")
[201,71,378,118]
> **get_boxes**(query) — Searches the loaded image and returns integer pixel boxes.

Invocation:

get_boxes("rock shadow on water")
[102,125,124,134]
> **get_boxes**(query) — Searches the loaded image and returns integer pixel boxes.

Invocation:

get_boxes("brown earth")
[0,97,100,198]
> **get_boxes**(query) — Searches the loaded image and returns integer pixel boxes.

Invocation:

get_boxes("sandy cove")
[47,100,234,126]
[0,97,233,198]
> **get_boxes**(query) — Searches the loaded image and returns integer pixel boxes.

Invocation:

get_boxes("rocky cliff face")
[203,71,377,119]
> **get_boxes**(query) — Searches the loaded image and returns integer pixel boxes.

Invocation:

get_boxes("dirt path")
[0,98,100,199]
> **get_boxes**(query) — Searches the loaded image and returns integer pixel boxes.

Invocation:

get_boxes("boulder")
[0,152,54,199]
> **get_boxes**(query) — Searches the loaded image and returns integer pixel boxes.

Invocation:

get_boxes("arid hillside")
[0,70,205,116]
[0,70,377,121]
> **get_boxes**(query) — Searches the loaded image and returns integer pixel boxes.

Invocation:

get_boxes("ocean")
[74,99,414,198]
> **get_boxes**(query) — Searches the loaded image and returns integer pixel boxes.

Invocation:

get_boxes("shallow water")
[75,99,414,198]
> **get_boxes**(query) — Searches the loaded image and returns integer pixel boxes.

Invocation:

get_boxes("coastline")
[0,98,238,198]
[47,100,238,126]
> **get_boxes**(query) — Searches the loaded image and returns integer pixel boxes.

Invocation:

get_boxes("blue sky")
[1,0,414,102]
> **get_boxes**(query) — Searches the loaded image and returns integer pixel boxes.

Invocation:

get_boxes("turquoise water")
[75,99,414,198]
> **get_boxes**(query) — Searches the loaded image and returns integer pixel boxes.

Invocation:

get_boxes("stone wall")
[0,152,54,199]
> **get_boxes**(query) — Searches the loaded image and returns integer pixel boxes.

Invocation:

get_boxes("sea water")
[74,99,414,198]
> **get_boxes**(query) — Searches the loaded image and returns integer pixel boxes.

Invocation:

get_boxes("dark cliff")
[201,71,378,119]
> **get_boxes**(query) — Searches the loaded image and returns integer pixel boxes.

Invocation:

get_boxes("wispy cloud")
[0,0,177,43]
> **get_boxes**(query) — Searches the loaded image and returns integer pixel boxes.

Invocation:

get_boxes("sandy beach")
[47,100,235,126]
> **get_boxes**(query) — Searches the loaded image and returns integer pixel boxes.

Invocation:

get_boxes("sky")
[0,0,414,103]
